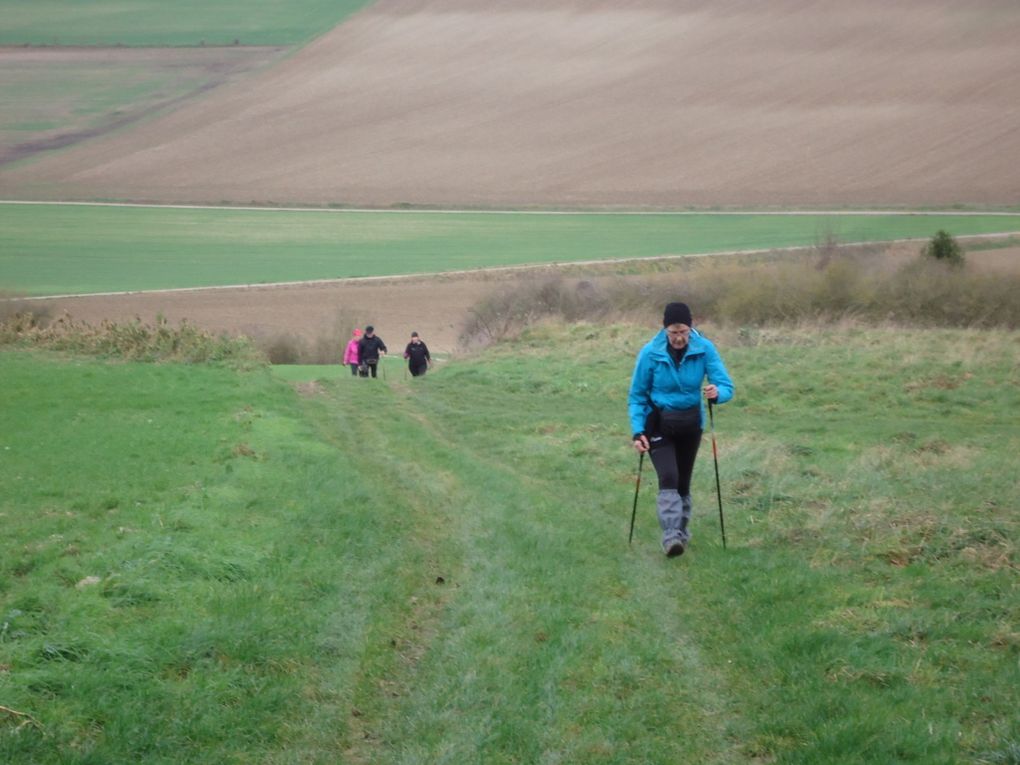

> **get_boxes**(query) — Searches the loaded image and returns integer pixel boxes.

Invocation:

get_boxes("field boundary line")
[8,232,1020,302]
[2,199,1020,217]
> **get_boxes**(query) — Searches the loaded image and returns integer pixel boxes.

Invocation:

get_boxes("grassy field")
[2,324,1017,763]
[2,203,1020,295]
[0,1,375,47]
[0,64,181,137]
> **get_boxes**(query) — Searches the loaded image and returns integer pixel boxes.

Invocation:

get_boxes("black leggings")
[649,430,702,494]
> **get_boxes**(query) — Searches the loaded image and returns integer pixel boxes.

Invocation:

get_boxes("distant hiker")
[343,328,363,376]
[628,301,734,558]
[403,331,432,377]
[357,325,387,378]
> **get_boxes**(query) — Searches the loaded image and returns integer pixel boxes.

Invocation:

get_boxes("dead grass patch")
[0,310,262,364]
[293,381,325,398]
[461,248,1020,347]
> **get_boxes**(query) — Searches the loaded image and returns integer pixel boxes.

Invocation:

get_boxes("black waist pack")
[660,406,702,437]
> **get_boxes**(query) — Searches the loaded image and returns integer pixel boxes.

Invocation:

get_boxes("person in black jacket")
[357,325,387,378]
[403,331,432,377]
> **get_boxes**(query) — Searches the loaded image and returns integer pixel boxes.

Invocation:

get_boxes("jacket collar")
[648,327,707,361]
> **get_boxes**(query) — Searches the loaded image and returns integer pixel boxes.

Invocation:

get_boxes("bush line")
[0,311,263,365]
[461,243,1020,346]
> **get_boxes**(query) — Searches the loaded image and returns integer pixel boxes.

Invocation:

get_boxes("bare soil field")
[32,270,504,355]
[0,46,284,168]
[1,0,1018,208]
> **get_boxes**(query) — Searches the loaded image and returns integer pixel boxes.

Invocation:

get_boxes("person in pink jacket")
[343,328,363,376]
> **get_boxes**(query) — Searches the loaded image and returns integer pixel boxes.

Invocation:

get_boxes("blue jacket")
[628,329,734,437]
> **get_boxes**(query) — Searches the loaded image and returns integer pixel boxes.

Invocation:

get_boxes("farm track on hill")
[298,368,745,762]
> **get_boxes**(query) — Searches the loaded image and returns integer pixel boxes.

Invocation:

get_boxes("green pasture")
[2,203,1020,295]
[2,324,1018,763]
[0,0,375,47]
[268,363,353,383]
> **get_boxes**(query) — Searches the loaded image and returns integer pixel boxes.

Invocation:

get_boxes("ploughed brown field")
[36,270,502,356]
[2,0,1019,209]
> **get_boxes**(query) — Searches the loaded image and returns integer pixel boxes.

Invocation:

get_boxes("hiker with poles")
[628,302,734,557]
[357,325,387,378]
[403,331,433,377]
[343,328,363,376]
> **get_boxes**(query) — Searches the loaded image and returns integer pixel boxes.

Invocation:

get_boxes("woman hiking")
[628,302,734,557]
[403,331,432,377]
[343,328,362,376]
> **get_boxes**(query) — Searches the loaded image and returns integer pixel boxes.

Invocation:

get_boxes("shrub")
[260,333,304,364]
[251,308,361,364]
[459,246,1020,345]
[0,312,264,365]
[924,230,965,266]
[0,293,50,327]
[461,276,613,346]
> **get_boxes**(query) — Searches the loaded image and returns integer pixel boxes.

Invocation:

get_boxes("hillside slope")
[3,327,1017,762]
[2,0,1019,208]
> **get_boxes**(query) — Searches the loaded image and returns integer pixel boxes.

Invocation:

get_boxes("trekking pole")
[628,451,645,545]
[708,400,727,549]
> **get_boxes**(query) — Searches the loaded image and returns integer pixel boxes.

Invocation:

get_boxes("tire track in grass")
[290,379,469,762]
[303,375,751,763]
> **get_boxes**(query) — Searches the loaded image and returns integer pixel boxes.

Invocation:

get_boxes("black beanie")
[663,302,693,327]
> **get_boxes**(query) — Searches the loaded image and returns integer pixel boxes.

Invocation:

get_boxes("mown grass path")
[300,368,744,763]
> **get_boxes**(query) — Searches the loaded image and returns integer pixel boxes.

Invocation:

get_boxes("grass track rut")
[292,372,749,762]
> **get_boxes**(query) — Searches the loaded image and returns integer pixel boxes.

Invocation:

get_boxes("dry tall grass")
[0,311,262,364]
[461,246,1020,346]
[251,307,362,364]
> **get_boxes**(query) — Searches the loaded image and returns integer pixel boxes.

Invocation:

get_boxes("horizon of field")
[3,0,1018,208]
[3,202,1020,297]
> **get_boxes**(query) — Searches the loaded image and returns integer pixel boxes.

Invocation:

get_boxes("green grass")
[0,350,441,762]
[268,363,353,383]
[0,1,376,47]
[2,324,1018,762]
[2,203,1020,295]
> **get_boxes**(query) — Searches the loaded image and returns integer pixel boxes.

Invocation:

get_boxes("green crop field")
[2,323,1017,763]
[3,203,1020,296]
[0,0,376,47]
[0,54,278,166]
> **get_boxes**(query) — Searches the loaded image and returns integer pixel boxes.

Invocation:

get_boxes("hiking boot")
[664,539,685,558]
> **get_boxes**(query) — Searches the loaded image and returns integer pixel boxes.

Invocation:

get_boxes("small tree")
[924,229,964,267]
